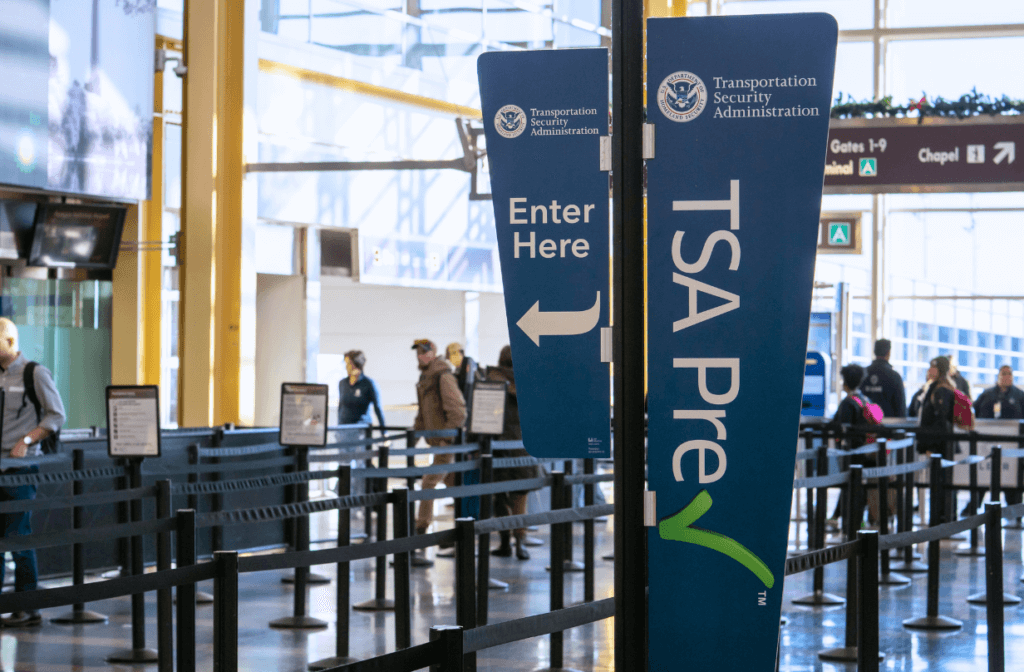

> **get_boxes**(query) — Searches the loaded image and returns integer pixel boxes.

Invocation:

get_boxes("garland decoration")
[830,89,1024,122]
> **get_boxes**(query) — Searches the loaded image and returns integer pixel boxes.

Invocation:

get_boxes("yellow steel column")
[111,203,144,385]
[143,40,166,386]
[180,0,219,427]
[181,0,251,427]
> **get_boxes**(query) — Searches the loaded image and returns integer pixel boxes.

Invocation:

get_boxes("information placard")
[469,381,507,436]
[280,383,329,447]
[106,386,161,458]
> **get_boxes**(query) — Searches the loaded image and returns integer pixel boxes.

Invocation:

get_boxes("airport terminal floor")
[4,494,1024,672]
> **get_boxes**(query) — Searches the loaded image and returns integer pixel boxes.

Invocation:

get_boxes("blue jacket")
[338,374,385,427]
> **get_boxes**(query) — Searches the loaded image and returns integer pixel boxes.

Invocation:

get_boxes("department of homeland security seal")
[494,104,527,138]
[658,71,707,123]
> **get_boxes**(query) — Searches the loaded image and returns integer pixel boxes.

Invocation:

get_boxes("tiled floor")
[2,501,1024,670]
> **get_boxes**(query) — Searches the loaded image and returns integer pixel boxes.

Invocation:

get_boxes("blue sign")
[803,351,828,417]
[477,49,611,459]
[646,15,837,672]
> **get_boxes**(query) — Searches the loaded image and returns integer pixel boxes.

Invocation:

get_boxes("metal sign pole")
[611,0,647,666]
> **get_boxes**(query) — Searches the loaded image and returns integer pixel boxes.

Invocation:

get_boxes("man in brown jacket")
[412,339,467,536]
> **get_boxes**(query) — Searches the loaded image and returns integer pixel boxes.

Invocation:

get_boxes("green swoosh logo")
[658,490,775,589]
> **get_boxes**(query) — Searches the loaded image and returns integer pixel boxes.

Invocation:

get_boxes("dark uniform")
[859,359,907,418]
[974,384,1024,419]
[338,374,386,427]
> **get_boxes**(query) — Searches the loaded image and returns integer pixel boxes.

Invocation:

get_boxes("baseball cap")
[411,338,436,353]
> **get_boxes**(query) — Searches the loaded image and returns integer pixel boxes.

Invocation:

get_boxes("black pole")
[991,445,1003,507]
[156,480,174,672]
[958,433,985,557]
[986,502,1006,672]
[892,442,927,573]
[549,472,566,670]
[818,465,862,662]
[185,444,214,604]
[969,449,1021,606]
[107,458,159,664]
[803,431,817,551]
[877,441,909,586]
[856,531,881,672]
[430,625,465,672]
[271,446,328,629]
[211,429,224,554]
[176,509,197,672]
[903,455,962,630]
[213,551,239,672]
[393,488,412,649]
[52,448,108,624]
[793,473,844,606]
[455,517,477,672]
[611,0,647,664]
[562,461,583,573]
[354,444,394,610]
[584,458,595,602]
[477,452,494,624]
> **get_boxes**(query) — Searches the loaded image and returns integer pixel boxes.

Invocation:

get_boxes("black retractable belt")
[106,458,160,664]
[903,455,962,631]
[50,448,108,625]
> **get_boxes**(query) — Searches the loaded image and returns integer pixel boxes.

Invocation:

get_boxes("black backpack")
[21,362,61,454]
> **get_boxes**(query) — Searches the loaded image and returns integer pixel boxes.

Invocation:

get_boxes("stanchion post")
[176,509,197,672]
[903,455,962,631]
[477,438,493,625]
[819,465,863,662]
[550,471,567,669]
[455,518,477,672]
[156,480,174,672]
[376,442,390,596]
[211,429,224,554]
[213,551,239,672]
[803,431,817,550]
[52,447,107,624]
[857,531,880,672]
[393,488,412,649]
[584,458,595,602]
[991,445,1003,506]
[185,444,214,604]
[430,625,465,672]
[876,443,908,586]
[404,429,418,529]
[364,426,375,538]
[985,502,1006,672]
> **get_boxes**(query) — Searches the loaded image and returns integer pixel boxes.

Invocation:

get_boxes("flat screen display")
[29,203,126,269]
[0,200,38,260]
[0,0,154,201]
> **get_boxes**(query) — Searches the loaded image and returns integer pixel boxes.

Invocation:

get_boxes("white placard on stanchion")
[280,383,329,447]
[469,380,507,436]
[106,386,161,458]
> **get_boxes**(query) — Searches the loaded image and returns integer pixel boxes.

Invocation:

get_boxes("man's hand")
[10,439,29,459]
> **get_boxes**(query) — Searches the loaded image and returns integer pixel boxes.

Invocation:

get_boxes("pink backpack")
[850,393,884,445]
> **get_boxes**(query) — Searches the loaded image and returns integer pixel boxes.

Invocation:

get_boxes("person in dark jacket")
[974,365,1024,419]
[860,339,906,418]
[488,345,538,560]
[919,357,957,458]
[908,366,936,418]
[338,350,386,428]
[445,342,478,402]
[827,364,869,527]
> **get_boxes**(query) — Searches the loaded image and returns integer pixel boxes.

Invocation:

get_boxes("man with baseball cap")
[410,339,466,564]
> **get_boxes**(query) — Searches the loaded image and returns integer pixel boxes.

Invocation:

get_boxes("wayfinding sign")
[280,383,329,447]
[646,15,837,672]
[478,49,611,459]
[824,118,1023,193]
[106,386,161,458]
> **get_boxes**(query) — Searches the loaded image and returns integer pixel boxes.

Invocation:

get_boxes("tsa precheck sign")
[478,49,611,459]
[646,15,836,672]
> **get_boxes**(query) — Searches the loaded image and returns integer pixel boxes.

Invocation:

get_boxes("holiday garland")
[830,89,1024,122]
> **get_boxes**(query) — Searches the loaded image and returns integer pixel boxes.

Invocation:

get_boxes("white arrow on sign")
[994,141,1016,165]
[517,292,601,346]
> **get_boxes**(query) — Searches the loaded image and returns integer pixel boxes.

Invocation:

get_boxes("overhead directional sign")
[818,212,861,254]
[478,48,610,459]
[824,117,1024,193]
[646,14,836,672]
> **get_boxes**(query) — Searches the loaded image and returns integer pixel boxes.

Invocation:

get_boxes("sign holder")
[468,381,508,436]
[610,0,647,668]
[279,383,329,448]
[106,386,161,459]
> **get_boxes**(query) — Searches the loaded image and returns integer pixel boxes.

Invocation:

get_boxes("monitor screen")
[29,204,126,270]
[0,200,38,260]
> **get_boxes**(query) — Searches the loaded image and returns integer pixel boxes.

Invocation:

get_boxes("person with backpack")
[0,317,66,627]
[828,364,886,528]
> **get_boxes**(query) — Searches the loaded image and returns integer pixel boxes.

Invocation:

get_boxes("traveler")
[974,365,1024,419]
[487,345,538,560]
[412,339,467,542]
[445,342,478,402]
[0,318,67,627]
[918,357,956,457]
[860,338,906,417]
[946,356,971,397]
[337,350,386,428]
[827,364,871,527]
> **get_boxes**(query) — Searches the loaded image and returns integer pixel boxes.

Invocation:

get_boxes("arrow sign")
[994,141,1016,165]
[517,292,601,346]
[478,49,610,459]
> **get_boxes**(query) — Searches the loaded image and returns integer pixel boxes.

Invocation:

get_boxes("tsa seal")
[494,105,527,138]
[657,71,707,123]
